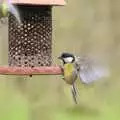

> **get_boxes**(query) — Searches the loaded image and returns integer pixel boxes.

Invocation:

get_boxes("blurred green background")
[0,0,120,120]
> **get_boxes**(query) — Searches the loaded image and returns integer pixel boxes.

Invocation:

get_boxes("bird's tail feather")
[71,83,78,104]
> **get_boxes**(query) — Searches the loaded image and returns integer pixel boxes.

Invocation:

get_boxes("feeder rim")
[0,66,63,75]
[11,0,66,6]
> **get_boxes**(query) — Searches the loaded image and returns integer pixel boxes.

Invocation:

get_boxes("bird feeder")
[0,0,65,75]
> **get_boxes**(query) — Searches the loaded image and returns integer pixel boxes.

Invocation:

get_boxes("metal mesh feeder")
[9,5,52,67]
[0,0,66,75]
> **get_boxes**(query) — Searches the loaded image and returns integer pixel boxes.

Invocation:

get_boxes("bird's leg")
[71,83,78,104]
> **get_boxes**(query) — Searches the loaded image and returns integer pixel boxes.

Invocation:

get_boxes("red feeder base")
[0,66,62,75]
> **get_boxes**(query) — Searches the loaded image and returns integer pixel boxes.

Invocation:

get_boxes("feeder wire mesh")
[9,5,52,67]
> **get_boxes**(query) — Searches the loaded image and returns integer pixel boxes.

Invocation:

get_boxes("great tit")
[58,53,78,103]
[58,52,109,104]
[0,0,21,23]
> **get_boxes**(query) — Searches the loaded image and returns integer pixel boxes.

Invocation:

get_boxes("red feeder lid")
[11,0,66,5]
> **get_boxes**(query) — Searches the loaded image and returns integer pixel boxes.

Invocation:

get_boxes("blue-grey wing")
[75,56,109,84]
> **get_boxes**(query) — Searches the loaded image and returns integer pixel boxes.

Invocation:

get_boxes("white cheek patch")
[64,57,73,63]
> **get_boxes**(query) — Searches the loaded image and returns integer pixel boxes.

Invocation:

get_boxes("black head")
[58,52,75,64]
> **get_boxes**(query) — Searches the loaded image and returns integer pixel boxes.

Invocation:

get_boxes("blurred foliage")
[0,0,120,120]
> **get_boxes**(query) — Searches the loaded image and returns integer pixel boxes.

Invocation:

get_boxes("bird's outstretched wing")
[75,56,109,84]
[8,2,21,24]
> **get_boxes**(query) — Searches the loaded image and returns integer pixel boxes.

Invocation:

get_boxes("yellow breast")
[63,63,77,84]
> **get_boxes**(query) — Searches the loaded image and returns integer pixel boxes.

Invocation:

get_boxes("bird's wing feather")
[9,4,21,23]
[7,1,21,24]
[75,56,109,84]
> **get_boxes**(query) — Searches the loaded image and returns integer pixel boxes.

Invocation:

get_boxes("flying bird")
[58,52,109,104]
[0,0,21,24]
